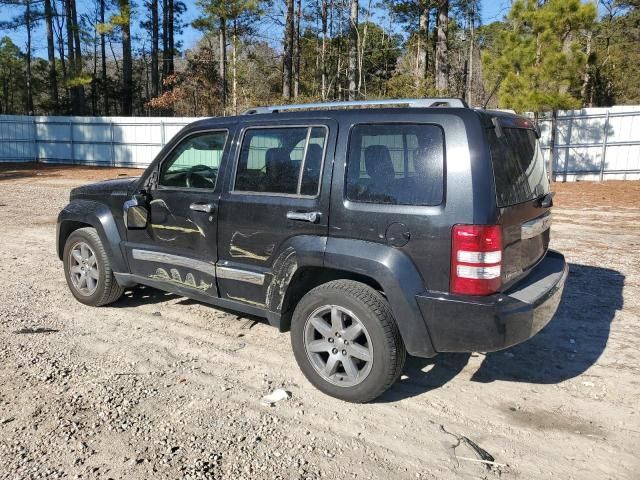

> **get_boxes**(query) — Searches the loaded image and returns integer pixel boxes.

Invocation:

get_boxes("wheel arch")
[57,220,92,259]
[57,200,128,273]
[272,236,436,358]
[277,266,384,331]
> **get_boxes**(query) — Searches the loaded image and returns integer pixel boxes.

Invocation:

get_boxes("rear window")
[488,125,549,207]
[346,124,444,206]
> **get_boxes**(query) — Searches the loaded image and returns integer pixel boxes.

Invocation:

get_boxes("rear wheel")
[291,280,406,402]
[63,227,124,306]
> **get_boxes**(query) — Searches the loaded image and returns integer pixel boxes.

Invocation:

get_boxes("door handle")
[286,211,321,223]
[189,202,215,213]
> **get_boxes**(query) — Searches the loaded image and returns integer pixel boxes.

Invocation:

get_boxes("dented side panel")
[265,236,326,314]
[122,187,221,298]
[215,118,337,311]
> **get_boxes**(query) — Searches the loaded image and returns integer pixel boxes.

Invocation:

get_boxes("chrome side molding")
[132,249,217,276]
[216,266,265,286]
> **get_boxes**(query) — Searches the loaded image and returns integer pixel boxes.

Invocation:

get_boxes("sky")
[0,0,564,59]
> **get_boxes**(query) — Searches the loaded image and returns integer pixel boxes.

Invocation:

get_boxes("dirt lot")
[1,164,639,480]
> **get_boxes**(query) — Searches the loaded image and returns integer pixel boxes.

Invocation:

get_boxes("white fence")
[1,107,640,180]
[0,116,199,168]
[535,105,640,181]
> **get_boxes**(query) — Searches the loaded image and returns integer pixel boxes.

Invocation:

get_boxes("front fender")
[57,200,129,273]
[324,238,436,358]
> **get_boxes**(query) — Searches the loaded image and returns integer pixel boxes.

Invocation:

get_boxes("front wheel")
[291,280,406,403]
[63,227,124,306]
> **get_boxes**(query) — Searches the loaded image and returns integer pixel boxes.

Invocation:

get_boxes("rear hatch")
[487,115,552,289]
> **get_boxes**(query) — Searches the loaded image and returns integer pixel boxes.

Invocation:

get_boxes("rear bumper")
[416,250,568,353]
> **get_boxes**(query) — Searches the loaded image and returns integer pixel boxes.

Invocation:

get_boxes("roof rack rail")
[242,97,468,115]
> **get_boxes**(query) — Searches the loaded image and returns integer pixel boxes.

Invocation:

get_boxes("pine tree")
[483,0,596,112]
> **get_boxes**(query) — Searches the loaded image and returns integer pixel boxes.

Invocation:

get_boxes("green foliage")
[193,0,261,32]
[1,0,638,115]
[0,36,26,114]
[590,0,640,105]
[482,0,596,112]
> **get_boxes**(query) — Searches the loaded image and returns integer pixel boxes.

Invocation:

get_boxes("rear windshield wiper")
[536,192,555,208]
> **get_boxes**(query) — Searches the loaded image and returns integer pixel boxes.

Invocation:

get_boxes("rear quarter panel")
[329,108,496,294]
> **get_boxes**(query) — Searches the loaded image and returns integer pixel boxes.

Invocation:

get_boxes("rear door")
[216,119,336,308]
[487,116,552,288]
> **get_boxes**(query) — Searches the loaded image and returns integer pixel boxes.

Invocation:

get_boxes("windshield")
[488,125,550,207]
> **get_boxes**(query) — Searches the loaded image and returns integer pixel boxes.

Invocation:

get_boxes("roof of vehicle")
[183,98,531,132]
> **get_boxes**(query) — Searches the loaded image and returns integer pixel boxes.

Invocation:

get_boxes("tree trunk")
[70,0,84,113]
[168,0,174,75]
[100,0,109,114]
[44,0,59,113]
[435,0,448,92]
[92,18,97,114]
[120,0,133,115]
[320,0,327,100]
[219,17,227,113]
[162,0,169,86]
[151,0,159,97]
[335,0,343,99]
[283,0,294,99]
[357,1,370,96]
[293,0,301,98]
[52,0,68,109]
[581,30,592,107]
[25,0,34,114]
[466,2,475,105]
[347,0,358,100]
[416,5,429,86]
[232,19,238,114]
[65,0,79,113]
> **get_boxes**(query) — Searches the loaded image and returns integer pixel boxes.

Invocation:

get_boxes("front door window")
[159,131,227,189]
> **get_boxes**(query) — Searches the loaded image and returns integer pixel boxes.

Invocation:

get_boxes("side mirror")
[124,198,149,229]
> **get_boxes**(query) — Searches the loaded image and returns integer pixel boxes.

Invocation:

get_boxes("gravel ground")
[0,167,639,480]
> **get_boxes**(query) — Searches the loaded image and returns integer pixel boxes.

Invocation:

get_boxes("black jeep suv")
[57,98,568,402]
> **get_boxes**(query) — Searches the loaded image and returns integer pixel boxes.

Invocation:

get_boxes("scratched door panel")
[125,189,219,297]
[216,121,337,310]
[123,128,232,298]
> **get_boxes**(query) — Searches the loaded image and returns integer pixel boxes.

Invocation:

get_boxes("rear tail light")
[450,224,502,296]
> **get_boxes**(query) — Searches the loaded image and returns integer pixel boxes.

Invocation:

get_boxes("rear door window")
[234,126,327,196]
[346,124,444,206]
[488,126,549,207]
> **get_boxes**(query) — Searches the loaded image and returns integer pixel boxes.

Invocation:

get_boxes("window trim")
[155,128,229,192]
[231,124,329,198]
[344,122,446,207]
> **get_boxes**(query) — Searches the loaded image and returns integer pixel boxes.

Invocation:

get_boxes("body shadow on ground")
[378,263,624,402]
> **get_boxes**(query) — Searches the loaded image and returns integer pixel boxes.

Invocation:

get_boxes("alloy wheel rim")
[303,305,373,387]
[69,241,99,296]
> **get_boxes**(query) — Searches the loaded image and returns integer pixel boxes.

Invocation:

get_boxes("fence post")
[110,120,116,167]
[160,120,166,146]
[549,110,557,182]
[32,117,38,163]
[599,110,610,182]
[69,119,75,165]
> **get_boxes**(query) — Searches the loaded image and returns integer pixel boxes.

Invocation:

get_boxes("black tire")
[63,227,124,306]
[291,280,406,403]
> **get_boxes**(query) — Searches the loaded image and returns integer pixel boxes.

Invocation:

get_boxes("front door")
[125,129,230,297]
[216,121,336,309]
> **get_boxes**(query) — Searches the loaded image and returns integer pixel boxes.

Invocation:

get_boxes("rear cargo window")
[488,126,549,207]
[346,124,444,206]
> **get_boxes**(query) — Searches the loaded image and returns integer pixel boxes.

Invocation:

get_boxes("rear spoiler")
[491,115,541,139]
